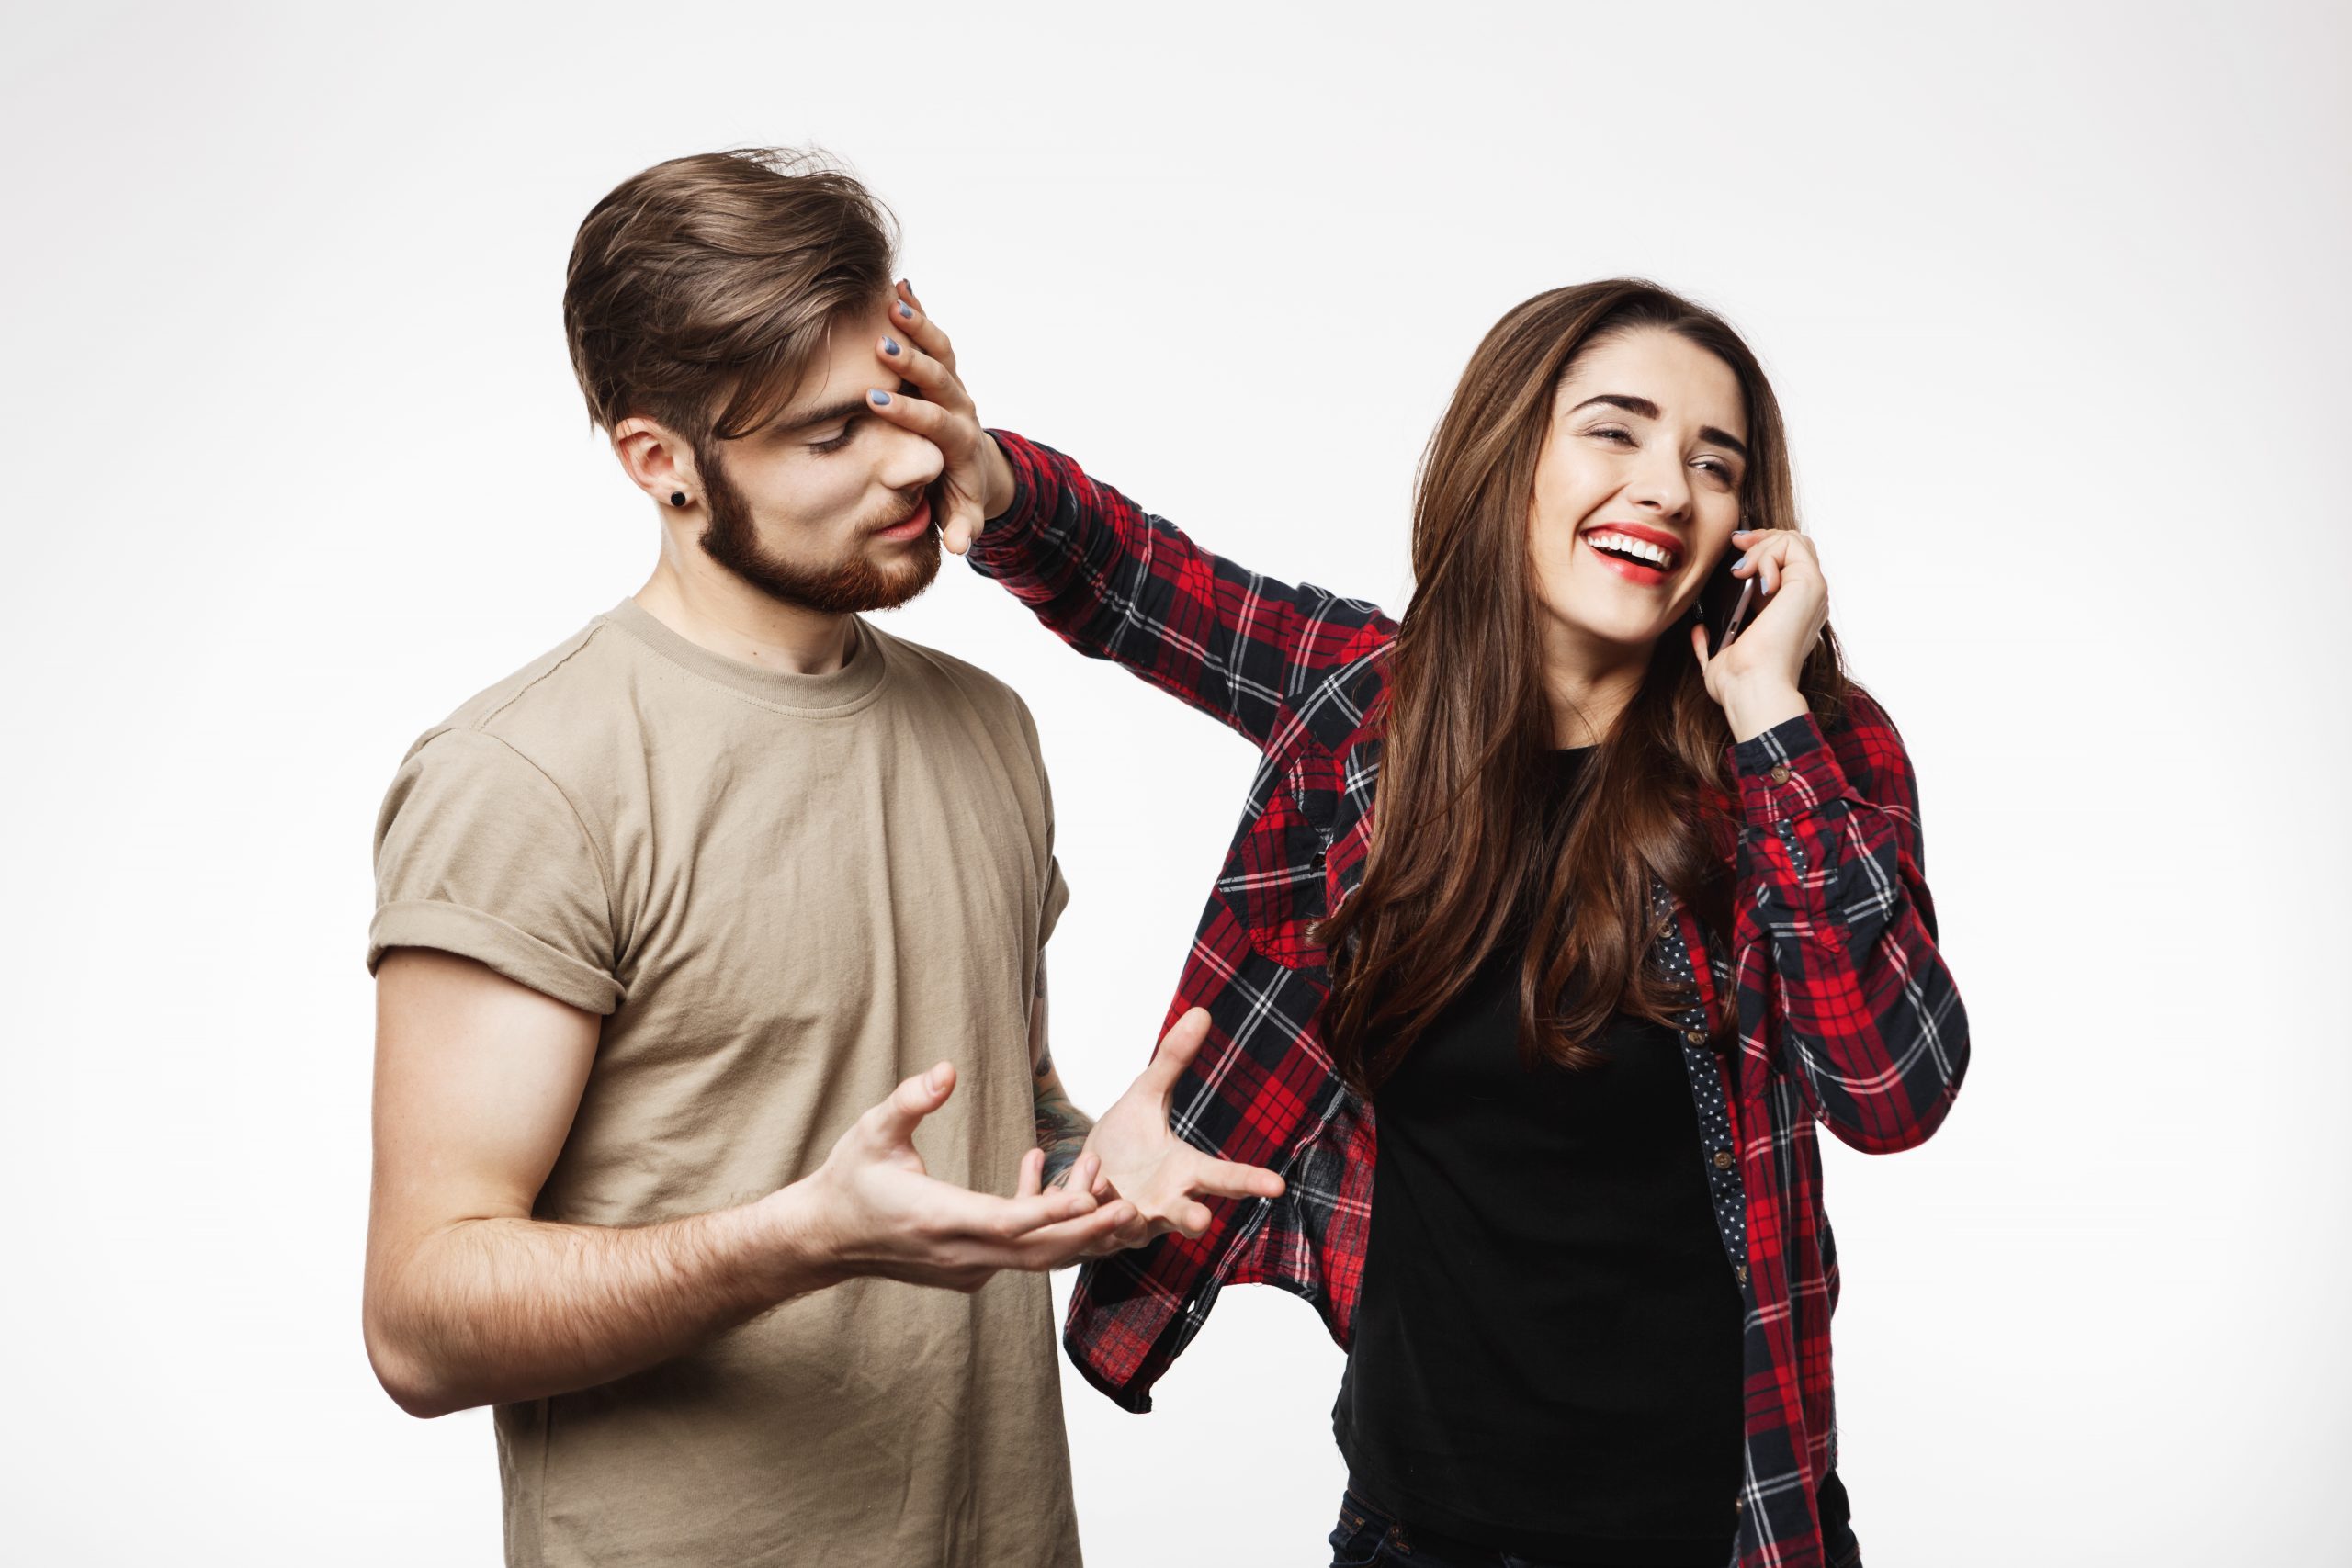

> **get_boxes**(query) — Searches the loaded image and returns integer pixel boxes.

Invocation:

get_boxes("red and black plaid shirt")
[971,431,1969,1568]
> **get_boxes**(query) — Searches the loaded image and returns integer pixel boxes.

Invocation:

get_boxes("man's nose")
[876,421,944,491]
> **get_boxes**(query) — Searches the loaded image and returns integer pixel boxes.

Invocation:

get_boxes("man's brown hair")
[563,147,899,449]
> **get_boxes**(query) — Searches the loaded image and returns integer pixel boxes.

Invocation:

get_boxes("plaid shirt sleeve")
[1726,691,1969,1152]
[969,430,1392,751]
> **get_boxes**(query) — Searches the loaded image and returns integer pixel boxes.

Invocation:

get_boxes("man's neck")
[633,557,856,677]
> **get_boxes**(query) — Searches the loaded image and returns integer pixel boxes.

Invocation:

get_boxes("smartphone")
[1697,547,1759,657]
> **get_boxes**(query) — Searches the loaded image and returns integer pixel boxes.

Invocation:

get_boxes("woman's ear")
[611,417,698,510]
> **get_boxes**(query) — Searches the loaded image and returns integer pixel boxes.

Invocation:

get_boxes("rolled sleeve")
[368,728,622,1015]
[1039,854,1071,950]
[368,899,620,1015]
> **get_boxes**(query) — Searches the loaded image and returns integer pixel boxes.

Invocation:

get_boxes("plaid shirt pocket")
[1215,755,1333,969]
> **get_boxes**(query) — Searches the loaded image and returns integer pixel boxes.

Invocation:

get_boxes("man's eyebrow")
[1566,392,1749,459]
[766,396,873,435]
[764,381,922,437]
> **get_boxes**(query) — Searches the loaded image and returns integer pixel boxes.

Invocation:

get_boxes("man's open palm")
[803,1063,1133,1290]
[1077,1009,1286,1248]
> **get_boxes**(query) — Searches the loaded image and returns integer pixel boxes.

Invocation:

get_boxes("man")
[363,148,1281,1568]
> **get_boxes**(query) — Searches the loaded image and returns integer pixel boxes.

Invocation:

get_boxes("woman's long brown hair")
[1312,281,1849,1095]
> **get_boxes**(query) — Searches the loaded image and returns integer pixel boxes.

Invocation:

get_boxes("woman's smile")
[1579,522,1685,585]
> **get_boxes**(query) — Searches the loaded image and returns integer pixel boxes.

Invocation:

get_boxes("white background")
[4,3,2346,1563]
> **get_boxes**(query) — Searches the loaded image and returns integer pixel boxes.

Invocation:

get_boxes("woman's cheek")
[1529,525,1578,614]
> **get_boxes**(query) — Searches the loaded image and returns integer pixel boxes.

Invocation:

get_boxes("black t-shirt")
[1332,745,1746,1566]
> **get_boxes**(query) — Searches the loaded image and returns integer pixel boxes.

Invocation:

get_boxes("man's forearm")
[1033,1055,1095,1187]
[367,1187,831,1418]
[1024,955,1093,1186]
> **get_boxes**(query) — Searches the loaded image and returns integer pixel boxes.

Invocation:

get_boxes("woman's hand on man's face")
[861,279,1016,555]
[1692,527,1828,742]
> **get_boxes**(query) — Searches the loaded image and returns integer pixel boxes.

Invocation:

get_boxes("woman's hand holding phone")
[1691,528,1828,743]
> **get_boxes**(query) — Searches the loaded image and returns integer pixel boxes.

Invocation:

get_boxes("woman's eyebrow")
[1569,392,1661,420]
[1566,392,1748,458]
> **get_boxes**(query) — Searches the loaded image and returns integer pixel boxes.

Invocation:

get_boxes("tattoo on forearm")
[1035,1094,1091,1187]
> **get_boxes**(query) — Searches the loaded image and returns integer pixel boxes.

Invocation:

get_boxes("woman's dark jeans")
[1327,1485,1575,1568]
[1326,1485,1740,1568]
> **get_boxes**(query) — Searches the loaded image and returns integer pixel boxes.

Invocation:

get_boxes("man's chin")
[861,532,943,609]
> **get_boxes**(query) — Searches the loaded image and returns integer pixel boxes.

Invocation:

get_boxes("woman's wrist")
[979,432,1017,521]
[1721,681,1809,745]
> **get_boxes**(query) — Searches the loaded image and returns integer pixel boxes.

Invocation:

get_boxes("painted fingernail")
[868,389,891,405]
[897,302,914,320]
[882,336,900,356]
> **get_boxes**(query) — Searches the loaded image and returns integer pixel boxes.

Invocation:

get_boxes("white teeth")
[1584,530,1678,569]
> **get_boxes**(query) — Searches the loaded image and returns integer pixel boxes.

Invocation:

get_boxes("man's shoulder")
[866,620,1038,730]
[399,612,641,780]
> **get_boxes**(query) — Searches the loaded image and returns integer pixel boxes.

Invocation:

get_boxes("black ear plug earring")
[670,491,688,508]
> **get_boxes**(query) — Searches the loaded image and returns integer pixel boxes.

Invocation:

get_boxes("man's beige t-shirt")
[368,599,1079,1568]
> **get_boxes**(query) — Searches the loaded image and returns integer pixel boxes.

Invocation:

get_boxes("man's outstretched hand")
[1069,1008,1287,1254]
[790,1062,1136,1292]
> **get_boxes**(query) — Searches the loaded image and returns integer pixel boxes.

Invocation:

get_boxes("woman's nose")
[1626,456,1692,515]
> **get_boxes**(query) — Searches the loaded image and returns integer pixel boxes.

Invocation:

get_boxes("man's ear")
[611,418,699,509]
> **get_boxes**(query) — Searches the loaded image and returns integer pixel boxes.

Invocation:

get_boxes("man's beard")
[695,449,942,615]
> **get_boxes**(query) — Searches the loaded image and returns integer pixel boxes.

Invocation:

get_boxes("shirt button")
[1713,1149,1735,1170]
[1683,1027,1707,1045]
[1768,763,1791,784]
[1733,1495,1745,1513]
[1736,1264,1749,1285]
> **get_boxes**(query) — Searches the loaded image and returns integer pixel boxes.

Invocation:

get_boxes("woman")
[869,278,1967,1568]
